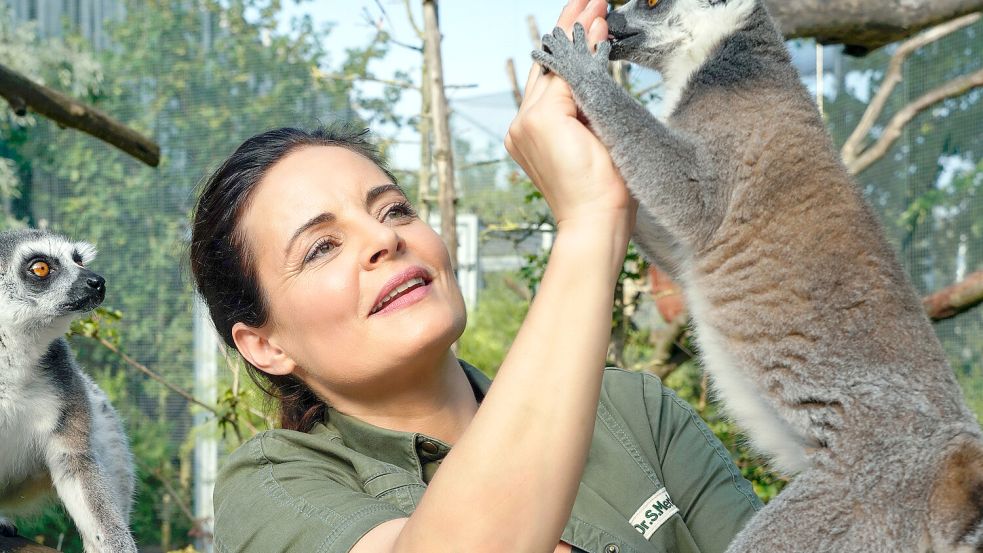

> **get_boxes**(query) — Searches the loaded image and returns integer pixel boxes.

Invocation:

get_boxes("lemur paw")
[532,23,611,84]
[0,517,17,537]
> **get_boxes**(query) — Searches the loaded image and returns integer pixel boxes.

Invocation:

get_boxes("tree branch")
[96,336,220,416]
[762,0,983,53]
[841,13,981,165]
[404,0,423,38]
[0,63,160,167]
[0,536,58,552]
[316,69,475,91]
[845,67,983,174]
[924,270,983,321]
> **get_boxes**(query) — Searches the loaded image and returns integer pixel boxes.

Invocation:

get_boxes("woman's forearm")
[393,216,630,552]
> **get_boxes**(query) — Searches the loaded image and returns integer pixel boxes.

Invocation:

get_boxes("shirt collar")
[322,360,491,473]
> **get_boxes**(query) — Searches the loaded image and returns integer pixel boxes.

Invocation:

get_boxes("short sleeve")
[643,375,762,553]
[213,434,408,553]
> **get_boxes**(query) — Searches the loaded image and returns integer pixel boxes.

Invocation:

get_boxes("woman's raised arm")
[352,1,635,551]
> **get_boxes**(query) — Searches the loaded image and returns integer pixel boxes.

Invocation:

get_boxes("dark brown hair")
[189,124,396,432]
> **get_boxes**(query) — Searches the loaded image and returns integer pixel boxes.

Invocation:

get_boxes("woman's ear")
[232,322,297,377]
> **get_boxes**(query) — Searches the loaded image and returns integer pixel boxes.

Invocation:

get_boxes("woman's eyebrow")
[365,183,406,207]
[285,212,335,255]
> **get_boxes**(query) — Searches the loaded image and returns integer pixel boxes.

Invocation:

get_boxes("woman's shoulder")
[598,366,669,406]
[216,424,355,492]
[223,424,342,465]
[596,367,704,439]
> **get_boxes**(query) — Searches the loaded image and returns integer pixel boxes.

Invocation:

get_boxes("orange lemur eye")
[647,0,659,7]
[30,261,50,278]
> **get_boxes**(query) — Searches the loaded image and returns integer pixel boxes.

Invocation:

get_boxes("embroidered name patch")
[629,488,679,539]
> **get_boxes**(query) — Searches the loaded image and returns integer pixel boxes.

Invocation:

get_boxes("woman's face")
[236,146,466,401]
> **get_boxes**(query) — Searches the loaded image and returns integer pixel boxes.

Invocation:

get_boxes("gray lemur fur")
[0,229,136,553]
[533,1,983,551]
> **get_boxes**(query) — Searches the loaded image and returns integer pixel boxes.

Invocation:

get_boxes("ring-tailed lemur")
[0,229,137,553]
[533,1,983,551]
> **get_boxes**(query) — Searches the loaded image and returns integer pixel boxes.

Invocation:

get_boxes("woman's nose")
[361,221,404,268]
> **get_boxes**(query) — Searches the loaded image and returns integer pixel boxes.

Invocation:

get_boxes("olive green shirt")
[213,363,761,553]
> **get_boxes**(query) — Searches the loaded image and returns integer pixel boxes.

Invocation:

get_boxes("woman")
[191,1,760,551]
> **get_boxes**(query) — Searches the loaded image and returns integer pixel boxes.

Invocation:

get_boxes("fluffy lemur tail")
[929,437,983,552]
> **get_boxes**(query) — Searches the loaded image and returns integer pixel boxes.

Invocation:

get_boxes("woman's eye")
[30,261,50,278]
[304,239,337,264]
[383,202,417,222]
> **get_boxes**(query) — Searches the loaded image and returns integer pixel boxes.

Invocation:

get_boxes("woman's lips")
[370,266,433,316]
[370,281,432,316]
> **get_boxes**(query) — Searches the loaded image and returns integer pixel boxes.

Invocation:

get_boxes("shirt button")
[604,544,619,553]
[420,440,440,455]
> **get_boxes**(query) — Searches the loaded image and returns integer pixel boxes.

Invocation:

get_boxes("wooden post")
[422,0,458,272]
[417,55,434,223]
[506,59,522,108]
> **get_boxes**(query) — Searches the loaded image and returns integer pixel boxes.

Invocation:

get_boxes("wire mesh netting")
[1,1,981,551]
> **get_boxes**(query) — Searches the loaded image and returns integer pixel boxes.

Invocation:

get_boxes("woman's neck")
[320,351,479,445]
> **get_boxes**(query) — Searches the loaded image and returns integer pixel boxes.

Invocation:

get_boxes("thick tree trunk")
[762,0,983,54]
[422,0,458,272]
[0,63,160,167]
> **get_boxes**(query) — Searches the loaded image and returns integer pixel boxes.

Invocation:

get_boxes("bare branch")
[315,70,475,92]
[841,13,981,165]
[404,0,423,38]
[0,536,58,552]
[924,270,983,321]
[96,337,220,416]
[318,70,420,90]
[0,62,160,167]
[847,68,983,174]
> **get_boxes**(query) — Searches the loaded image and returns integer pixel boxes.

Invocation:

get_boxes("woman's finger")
[558,0,591,33]
[573,0,605,40]
[587,14,610,50]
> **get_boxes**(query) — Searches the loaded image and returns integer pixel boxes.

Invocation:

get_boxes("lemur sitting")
[533,1,983,551]
[0,229,136,553]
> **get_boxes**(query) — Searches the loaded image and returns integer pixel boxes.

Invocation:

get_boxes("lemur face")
[0,229,104,330]
[606,0,755,70]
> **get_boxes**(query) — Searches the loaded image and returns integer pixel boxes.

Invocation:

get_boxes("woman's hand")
[505,0,635,235]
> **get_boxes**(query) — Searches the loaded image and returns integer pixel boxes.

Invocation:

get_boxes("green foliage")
[457,273,530,377]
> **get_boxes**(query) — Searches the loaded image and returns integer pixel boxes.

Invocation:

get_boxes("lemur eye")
[647,0,659,6]
[30,261,50,278]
